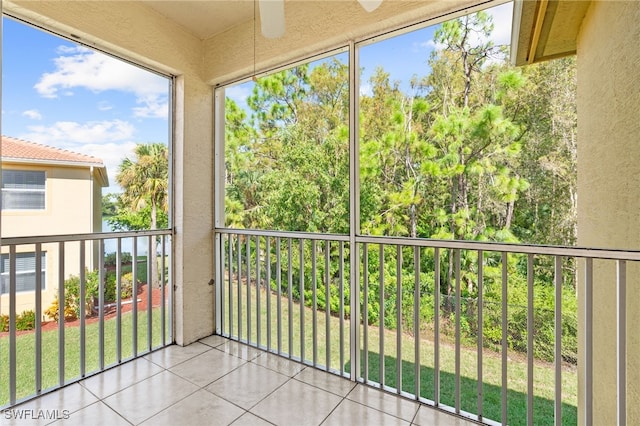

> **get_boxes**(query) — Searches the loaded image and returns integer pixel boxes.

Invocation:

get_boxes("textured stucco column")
[173,74,214,345]
[576,2,640,424]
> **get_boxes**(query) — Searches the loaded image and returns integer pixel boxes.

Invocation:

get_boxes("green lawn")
[121,257,149,282]
[2,279,578,425]
[0,306,169,407]
[222,280,578,425]
[355,350,576,425]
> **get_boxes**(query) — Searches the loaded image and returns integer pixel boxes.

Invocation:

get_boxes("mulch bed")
[1,285,168,337]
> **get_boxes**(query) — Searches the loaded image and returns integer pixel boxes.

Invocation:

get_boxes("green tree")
[221,9,579,366]
[509,57,577,247]
[101,193,118,218]
[358,12,529,296]
[111,143,169,287]
[226,58,349,234]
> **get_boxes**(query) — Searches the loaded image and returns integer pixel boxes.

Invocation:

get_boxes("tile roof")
[1,135,104,166]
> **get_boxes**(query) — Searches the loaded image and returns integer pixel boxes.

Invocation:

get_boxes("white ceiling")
[144,1,256,40]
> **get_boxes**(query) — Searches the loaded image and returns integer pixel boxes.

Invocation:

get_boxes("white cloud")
[81,141,138,192]
[97,101,113,111]
[133,95,169,118]
[416,2,513,56]
[22,109,43,120]
[359,83,373,97]
[460,2,513,50]
[226,85,252,105]
[413,39,444,53]
[56,45,81,54]
[489,2,514,48]
[22,119,135,146]
[34,46,168,118]
[20,120,143,193]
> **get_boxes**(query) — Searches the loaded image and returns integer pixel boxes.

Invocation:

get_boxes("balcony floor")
[4,335,475,425]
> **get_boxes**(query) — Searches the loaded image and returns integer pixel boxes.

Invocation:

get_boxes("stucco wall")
[1,164,96,315]
[2,164,94,237]
[172,73,215,345]
[577,1,640,424]
[0,243,61,316]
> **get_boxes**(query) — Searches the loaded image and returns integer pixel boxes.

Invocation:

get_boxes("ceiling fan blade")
[259,0,286,39]
[358,0,382,13]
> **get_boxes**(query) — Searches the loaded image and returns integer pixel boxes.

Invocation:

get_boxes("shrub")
[16,310,36,331]
[63,270,121,317]
[104,252,133,267]
[51,269,137,321]
[102,273,118,303]
[0,314,9,332]
[120,272,137,299]
[64,271,99,318]
[44,297,77,322]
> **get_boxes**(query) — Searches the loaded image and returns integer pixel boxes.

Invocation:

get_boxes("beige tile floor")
[3,336,477,425]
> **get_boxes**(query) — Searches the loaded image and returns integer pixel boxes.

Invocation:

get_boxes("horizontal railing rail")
[1,229,173,408]
[2,228,173,245]
[216,227,350,242]
[215,227,632,425]
[217,227,640,260]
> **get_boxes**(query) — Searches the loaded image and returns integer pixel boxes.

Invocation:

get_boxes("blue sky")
[1,17,170,194]
[2,1,512,194]
[227,1,513,109]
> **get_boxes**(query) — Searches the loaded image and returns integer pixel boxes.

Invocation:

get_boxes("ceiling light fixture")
[259,0,286,39]
[358,0,383,13]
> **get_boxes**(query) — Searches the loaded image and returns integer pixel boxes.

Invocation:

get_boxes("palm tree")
[116,143,168,287]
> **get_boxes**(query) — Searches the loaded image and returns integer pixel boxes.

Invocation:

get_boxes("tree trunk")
[409,203,417,238]
[150,202,159,288]
[505,196,515,229]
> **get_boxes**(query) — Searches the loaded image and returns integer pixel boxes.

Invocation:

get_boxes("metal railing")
[215,227,637,425]
[0,229,173,408]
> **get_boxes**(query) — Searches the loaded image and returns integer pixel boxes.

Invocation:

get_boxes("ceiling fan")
[258,0,383,39]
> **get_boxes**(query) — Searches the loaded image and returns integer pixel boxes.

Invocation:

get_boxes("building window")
[0,252,46,294]
[1,170,46,210]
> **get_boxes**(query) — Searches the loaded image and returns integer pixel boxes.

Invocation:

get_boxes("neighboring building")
[0,135,108,315]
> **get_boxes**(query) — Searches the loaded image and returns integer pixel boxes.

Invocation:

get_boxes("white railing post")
[210,228,639,426]
[617,260,626,426]
[584,258,593,426]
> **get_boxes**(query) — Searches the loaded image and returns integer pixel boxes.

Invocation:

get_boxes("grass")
[354,351,577,425]
[0,305,169,407]
[221,279,578,425]
[1,277,578,424]
[120,257,149,283]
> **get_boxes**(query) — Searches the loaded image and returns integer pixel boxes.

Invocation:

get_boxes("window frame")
[0,251,47,294]
[1,169,47,211]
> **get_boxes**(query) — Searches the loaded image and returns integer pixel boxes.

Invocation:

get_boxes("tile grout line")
[95,400,136,426]
[316,391,350,425]
[81,358,166,400]
[241,373,298,413]
[162,345,289,417]
[346,384,421,423]
[291,368,357,399]
[126,374,203,426]
[27,338,471,426]
[410,404,420,425]
[200,363,249,390]
[144,342,213,369]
